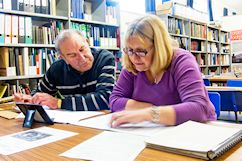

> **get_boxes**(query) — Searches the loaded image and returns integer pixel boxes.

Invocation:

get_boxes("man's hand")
[14,93,32,103]
[31,92,58,109]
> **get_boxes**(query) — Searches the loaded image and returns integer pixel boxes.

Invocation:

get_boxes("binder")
[22,47,29,75]
[18,0,24,11]
[19,16,25,43]
[4,14,12,44]
[50,0,56,16]
[14,48,20,76]
[24,17,32,44]
[41,0,48,14]
[24,0,30,12]
[145,121,242,160]
[35,0,41,13]
[29,0,35,12]
[3,0,11,10]
[12,0,19,10]
[11,15,19,44]
[0,13,4,43]
[0,47,9,76]
[0,0,3,9]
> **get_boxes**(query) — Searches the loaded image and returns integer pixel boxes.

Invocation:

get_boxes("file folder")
[18,16,25,43]
[25,17,32,44]
[11,15,19,44]
[12,0,18,10]
[35,0,41,13]
[18,0,24,11]
[0,0,3,9]
[3,0,11,10]
[24,0,30,12]
[4,15,12,44]
[0,13,4,43]
[41,0,48,14]
[29,0,35,12]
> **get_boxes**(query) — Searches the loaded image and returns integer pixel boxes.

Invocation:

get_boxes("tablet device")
[16,103,54,128]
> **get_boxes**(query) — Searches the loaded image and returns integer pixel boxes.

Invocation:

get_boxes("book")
[145,121,242,160]
[0,84,8,98]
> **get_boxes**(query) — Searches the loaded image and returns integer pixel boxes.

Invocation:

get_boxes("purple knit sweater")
[110,49,216,125]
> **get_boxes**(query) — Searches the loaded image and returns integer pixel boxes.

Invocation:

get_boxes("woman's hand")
[110,108,151,127]
[31,92,58,109]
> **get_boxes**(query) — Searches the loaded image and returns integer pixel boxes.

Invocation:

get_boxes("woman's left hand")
[110,108,151,127]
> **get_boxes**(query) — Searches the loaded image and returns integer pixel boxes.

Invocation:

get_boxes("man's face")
[60,36,94,73]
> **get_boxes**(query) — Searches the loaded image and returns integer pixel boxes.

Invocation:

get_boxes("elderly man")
[15,29,115,111]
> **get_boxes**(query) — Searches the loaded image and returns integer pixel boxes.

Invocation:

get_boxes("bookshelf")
[0,0,121,97]
[158,14,231,75]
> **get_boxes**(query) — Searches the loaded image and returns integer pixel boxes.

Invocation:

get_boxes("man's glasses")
[123,46,153,57]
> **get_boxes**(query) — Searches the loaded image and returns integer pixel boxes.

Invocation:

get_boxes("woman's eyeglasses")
[123,46,153,57]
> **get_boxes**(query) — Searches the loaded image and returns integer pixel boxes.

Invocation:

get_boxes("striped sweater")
[37,48,115,111]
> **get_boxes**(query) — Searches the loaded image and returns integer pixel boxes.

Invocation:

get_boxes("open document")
[73,113,171,137]
[0,127,77,155]
[61,131,145,161]
[17,107,104,124]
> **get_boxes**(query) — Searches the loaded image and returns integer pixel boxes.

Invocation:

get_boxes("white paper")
[0,127,78,155]
[45,110,104,124]
[60,131,145,161]
[73,113,170,137]
[17,108,104,124]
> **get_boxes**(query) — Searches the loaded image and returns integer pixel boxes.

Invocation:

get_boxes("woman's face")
[125,36,154,72]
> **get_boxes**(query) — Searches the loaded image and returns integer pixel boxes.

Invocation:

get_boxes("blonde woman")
[110,14,216,127]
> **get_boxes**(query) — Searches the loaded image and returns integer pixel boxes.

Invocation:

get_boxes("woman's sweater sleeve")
[109,69,134,112]
[171,50,216,125]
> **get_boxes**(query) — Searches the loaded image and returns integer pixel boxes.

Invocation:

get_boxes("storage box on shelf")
[0,0,121,97]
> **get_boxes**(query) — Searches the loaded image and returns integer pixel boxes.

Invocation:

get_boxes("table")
[206,86,242,91]
[207,75,242,84]
[0,117,241,161]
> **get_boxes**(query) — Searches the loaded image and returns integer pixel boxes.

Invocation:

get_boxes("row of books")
[0,47,59,77]
[220,32,230,43]
[71,22,120,48]
[191,40,205,51]
[207,54,230,66]
[191,22,207,39]
[173,37,189,50]
[70,0,118,25]
[167,18,188,35]
[32,21,64,44]
[207,28,219,41]
[106,3,118,25]
[0,0,54,15]
[207,42,219,53]
[0,13,64,44]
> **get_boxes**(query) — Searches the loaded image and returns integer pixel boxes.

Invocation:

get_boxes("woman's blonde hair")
[123,14,178,77]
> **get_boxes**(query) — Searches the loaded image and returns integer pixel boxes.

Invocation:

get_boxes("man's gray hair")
[55,29,83,54]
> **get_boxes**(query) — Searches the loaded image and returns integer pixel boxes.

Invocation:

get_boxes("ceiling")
[223,0,242,15]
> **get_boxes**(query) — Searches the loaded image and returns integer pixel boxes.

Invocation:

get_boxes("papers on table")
[0,127,78,155]
[60,131,145,161]
[45,110,104,124]
[17,109,104,124]
[73,113,170,137]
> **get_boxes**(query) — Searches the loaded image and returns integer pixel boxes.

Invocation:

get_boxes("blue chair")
[226,80,242,122]
[208,92,220,118]
[203,79,211,86]
[227,80,242,87]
